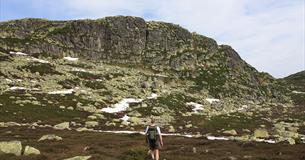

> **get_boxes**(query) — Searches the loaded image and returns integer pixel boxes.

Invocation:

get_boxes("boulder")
[168,126,176,133]
[85,121,99,128]
[129,117,141,125]
[223,129,237,136]
[0,141,22,156]
[38,134,63,142]
[24,146,40,155]
[287,138,296,145]
[54,122,70,130]
[254,128,269,138]
[185,124,192,128]
[63,155,92,160]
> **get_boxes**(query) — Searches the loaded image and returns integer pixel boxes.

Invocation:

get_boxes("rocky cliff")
[0,16,288,101]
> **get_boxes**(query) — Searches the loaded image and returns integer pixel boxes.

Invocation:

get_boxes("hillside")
[282,70,305,105]
[0,16,304,159]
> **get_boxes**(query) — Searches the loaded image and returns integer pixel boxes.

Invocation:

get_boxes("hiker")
[145,118,163,160]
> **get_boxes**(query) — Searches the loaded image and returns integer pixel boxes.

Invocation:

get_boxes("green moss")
[0,92,90,124]
[18,62,61,76]
[58,78,80,89]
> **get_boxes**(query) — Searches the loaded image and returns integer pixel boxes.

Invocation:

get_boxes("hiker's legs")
[155,149,159,160]
[150,149,155,159]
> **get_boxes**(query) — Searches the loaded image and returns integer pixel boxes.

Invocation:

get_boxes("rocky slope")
[0,16,288,102]
[0,16,304,159]
[282,70,305,105]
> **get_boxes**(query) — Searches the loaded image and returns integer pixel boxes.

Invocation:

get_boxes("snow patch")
[9,86,40,91]
[255,138,276,144]
[186,102,204,113]
[9,86,26,91]
[5,79,13,82]
[292,91,305,94]
[207,136,229,141]
[9,51,28,56]
[48,89,74,95]
[206,98,220,104]
[101,98,143,113]
[147,93,158,99]
[30,57,50,64]
[64,56,79,61]
[120,115,130,123]
[72,68,89,72]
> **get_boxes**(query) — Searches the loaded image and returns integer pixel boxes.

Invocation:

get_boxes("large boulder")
[0,141,22,156]
[63,155,92,160]
[24,146,40,155]
[38,134,63,142]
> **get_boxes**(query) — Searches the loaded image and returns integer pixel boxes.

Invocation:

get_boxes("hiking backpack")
[147,126,158,141]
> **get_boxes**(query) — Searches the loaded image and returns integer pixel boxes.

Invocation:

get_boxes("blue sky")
[0,0,304,78]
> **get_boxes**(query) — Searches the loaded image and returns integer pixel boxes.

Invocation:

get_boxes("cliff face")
[0,16,288,101]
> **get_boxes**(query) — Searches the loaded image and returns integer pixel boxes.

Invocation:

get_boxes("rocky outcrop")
[0,16,290,101]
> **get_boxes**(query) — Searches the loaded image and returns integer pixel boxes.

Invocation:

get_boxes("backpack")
[147,126,158,141]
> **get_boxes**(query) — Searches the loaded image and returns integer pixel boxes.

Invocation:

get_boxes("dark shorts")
[148,139,160,150]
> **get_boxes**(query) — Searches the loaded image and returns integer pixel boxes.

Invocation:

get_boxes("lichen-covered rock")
[85,121,99,128]
[38,134,63,142]
[54,122,70,130]
[253,128,269,138]
[223,129,238,136]
[0,141,22,156]
[24,145,40,155]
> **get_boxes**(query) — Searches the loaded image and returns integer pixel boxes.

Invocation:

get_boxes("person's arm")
[157,127,163,146]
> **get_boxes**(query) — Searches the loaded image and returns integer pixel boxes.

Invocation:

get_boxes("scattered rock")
[287,138,296,145]
[54,122,70,130]
[63,155,92,160]
[24,146,40,155]
[38,134,63,142]
[129,117,141,125]
[85,121,99,128]
[185,124,192,128]
[254,128,269,138]
[223,129,237,136]
[168,126,175,133]
[0,141,22,156]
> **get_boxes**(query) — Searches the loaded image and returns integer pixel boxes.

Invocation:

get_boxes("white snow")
[48,89,74,95]
[207,136,229,141]
[9,51,28,56]
[186,102,204,113]
[64,56,79,61]
[72,68,89,72]
[255,138,276,144]
[8,86,40,91]
[30,58,50,64]
[120,115,130,123]
[101,98,143,113]
[292,91,305,94]
[206,98,220,104]
[147,93,158,99]
[9,86,26,91]
[5,79,12,82]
